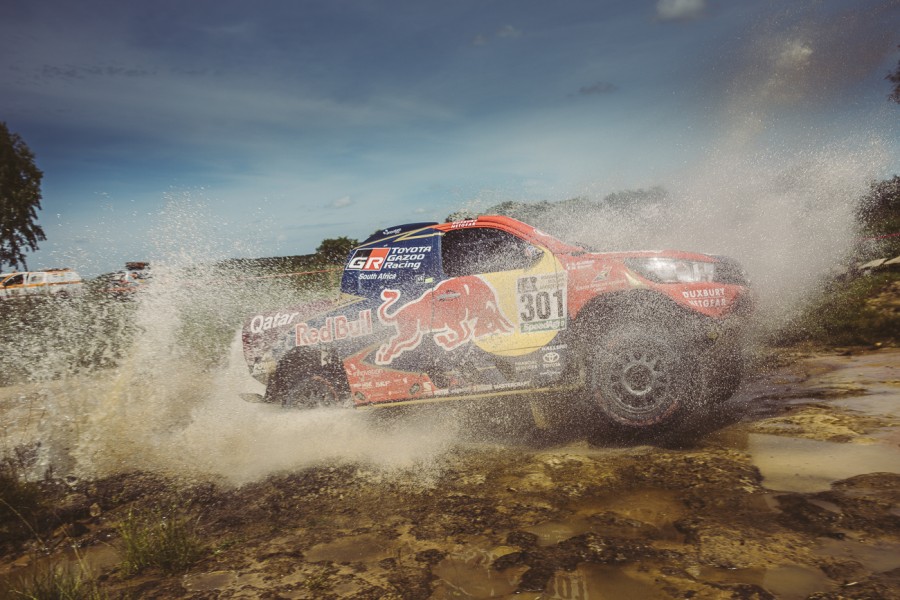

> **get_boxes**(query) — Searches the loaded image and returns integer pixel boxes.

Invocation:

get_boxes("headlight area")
[624,257,717,284]
[625,256,749,286]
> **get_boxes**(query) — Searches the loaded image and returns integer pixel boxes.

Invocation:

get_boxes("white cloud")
[471,24,522,46]
[497,25,522,39]
[656,0,706,21]
[330,196,353,208]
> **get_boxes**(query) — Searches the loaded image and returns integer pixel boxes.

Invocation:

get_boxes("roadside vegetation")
[777,271,899,347]
[777,176,900,348]
[116,507,206,576]
[1,561,108,600]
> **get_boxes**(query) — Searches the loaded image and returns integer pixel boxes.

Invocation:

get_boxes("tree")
[0,122,45,270]
[857,175,900,230]
[316,236,357,263]
[888,45,900,104]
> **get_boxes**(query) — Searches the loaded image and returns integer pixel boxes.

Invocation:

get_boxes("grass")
[0,461,43,550]
[115,507,206,576]
[0,561,108,600]
[0,462,108,600]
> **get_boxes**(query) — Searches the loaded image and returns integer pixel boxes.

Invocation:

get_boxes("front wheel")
[586,325,691,428]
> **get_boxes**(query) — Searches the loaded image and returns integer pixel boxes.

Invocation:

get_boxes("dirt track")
[2,348,899,599]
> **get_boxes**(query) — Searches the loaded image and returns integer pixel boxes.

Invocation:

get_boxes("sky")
[2,0,899,276]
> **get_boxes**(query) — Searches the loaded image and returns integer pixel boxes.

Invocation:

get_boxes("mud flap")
[239,393,267,404]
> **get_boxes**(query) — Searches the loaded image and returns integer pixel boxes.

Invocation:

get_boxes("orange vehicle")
[242,216,752,430]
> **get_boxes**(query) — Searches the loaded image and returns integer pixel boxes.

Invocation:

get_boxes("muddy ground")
[1,347,899,599]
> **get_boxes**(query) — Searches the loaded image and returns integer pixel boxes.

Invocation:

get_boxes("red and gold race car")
[242,216,752,430]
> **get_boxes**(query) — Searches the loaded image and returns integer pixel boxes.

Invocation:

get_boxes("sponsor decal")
[347,248,390,271]
[593,266,612,281]
[249,311,300,334]
[517,272,568,333]
[574,278,626,293]
[542,351,560,364]
[450,219,478,229]
[682,287,730,308]
[567,260,596,270]
[515,360,539,372]
[375,276,514,365]
[543,344,567,352]
[382,227,401,235]
[347,246,432,271]
[295,310,373,346]
[359,272,397,280]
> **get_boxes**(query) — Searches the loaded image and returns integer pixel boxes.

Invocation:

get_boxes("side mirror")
[524,246,544,269]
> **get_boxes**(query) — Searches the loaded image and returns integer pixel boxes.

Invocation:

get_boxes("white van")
[0,269,85,299]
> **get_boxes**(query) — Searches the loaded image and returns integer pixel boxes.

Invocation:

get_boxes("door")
[435,226,567,390]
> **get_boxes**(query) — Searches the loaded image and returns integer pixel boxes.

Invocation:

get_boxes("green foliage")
[888,45,900,104]
[1,562,108,600]
[0,122,45,270]
[855,176,900,261]
[116,507,205,576]
[778,272,900,347]
[316,236,358,263]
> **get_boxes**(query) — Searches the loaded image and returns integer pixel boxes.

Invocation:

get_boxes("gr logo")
[347,248,390,271]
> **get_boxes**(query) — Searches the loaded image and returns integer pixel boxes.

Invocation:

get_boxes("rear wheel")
[587,325,690,428]
[265,349,350,409]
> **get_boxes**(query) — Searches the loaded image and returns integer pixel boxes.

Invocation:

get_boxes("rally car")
[242,216,752,429]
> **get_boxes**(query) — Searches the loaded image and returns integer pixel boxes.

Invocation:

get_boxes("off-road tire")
[587,324,691,428]
[265,349,350,409]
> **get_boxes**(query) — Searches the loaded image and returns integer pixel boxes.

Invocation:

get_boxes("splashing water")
[0,136,891,486]
[0,196,459,485]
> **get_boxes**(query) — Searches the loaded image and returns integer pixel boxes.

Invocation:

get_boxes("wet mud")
[1,348,899,599]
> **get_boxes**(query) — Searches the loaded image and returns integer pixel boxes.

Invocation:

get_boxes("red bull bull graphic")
[375,276,514,365]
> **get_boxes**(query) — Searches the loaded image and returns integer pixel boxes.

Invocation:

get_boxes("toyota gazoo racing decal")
[346,245,433,272]
[375,275,513,365]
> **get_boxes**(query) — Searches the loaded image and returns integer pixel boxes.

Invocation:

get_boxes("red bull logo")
[375,276,514,365]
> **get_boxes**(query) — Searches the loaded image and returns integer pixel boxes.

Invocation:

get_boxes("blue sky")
[2,0,899,275]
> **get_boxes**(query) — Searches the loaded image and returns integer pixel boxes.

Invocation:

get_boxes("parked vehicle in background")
[241,216,753,431]
[0,269,84,299]
[104,262,151,297]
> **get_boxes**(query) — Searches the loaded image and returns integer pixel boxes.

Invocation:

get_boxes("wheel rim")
[597,344,679,424]
[616,350,668,401]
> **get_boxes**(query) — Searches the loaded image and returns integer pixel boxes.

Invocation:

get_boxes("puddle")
[813,537,900,573]
[304,533,395,563]
[524,519,592,547]
[831,393,900,419]
[571,489,686,542]
[747,433,900,493]
[0,543,119,592]
[431,547,527,599]
[546,564,670,600]
[700,564,830,599]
